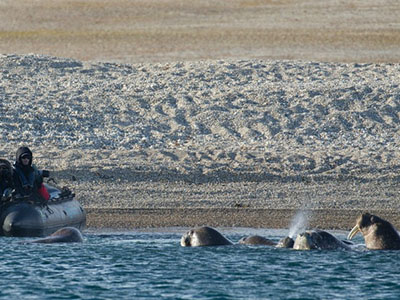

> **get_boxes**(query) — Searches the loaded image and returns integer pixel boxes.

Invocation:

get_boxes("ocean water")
[0,228,399,300]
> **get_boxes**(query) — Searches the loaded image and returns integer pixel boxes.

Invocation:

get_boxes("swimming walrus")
[276,236,295,248]
[238,235,276,246]
[180,226,233,247]
[26,227,84,243]
[293,230,352,250]
[347,213,400,250]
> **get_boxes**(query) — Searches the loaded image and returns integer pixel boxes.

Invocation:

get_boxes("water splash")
[288,210,311,238]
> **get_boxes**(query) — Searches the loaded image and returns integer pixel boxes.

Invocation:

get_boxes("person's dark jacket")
[13,147,44,198]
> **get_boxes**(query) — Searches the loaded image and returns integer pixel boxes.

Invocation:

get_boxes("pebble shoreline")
[1,54,400,229]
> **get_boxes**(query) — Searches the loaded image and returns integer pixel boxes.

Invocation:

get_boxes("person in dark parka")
[13,147,49,201]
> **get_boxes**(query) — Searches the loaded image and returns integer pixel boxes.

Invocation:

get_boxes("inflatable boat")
[0,183,86,237]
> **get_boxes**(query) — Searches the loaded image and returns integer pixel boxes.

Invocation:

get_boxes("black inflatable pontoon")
[0,183,86,237]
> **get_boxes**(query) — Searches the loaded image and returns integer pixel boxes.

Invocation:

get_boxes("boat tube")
[0,183,86,237]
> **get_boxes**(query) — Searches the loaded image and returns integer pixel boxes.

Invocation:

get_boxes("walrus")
[26,227,84,243]
[276,236,295,248]
[238,235,276,246]
[347,213,400,250]
[293,230,352,250]
[180,226,233,247]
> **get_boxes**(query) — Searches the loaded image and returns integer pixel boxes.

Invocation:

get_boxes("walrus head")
[294,230,350,250]
[181,229,195,247]
[180,226,233,247]
[348,213,400,250]
[293,231,314,250]
[276,236,294,248]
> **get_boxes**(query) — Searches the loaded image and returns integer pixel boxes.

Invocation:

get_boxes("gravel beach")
[1,0,400,231]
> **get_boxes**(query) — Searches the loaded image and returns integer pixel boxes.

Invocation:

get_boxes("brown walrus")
[238,235,276,246]
[180,226,233,247]
[26,227,84,243]
[294,230,352,250]
[276,236,295,248]
[347,213,400,250]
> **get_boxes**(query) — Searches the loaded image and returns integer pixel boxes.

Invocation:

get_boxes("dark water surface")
[0,228,399,300]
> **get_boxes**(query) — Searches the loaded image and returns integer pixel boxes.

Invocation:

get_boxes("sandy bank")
[0,54,399,229]
[86,208,400,231]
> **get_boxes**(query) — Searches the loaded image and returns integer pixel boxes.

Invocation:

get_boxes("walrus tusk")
[347,225,360,240]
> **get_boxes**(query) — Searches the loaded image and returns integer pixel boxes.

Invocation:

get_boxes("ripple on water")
[1,230,400,299]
